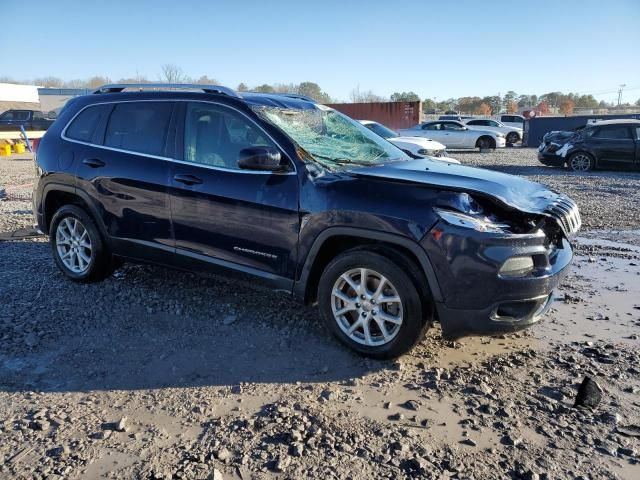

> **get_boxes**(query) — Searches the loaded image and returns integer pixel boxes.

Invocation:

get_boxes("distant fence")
[327,101,421,130]
[524,113,640,147]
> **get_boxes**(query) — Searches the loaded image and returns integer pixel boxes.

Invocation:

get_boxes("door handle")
[173,174,203,185]
[82,158,105,168]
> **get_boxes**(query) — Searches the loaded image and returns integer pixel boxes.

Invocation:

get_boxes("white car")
[464,118,523,145]
[399,120,506,150]
[497,114,525,129]
[358,120,460,163]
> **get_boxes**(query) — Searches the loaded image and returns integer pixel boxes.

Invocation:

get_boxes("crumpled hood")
[543,130,577,144]
[347,158,564,215]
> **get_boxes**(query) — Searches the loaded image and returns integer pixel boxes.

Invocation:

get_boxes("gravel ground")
[1,150,639,479]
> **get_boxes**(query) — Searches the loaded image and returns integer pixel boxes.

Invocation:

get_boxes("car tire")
[317,250,428,359]
[476,136,495,151]
[50,205,113,282]
[568,152,594,172]
[506,132,520,145]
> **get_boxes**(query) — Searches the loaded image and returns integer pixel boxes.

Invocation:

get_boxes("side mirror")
[237,146,288,172]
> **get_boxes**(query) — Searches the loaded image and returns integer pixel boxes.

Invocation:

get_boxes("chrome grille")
[544,195,581,237]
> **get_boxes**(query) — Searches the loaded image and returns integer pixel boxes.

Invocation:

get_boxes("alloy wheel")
[55,217,93,273]
[570,154,591,171]
[331,268,403,346]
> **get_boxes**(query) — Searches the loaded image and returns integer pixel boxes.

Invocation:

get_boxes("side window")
[443,122,464,131]
[423,123,440,130]
[105,102,173,156]
[467,120,480,126]
[65,104,112,143]
[2,111,29,121]
[184,102,276,169]
[33,111,45,120]
[592,126,632,140]
[488,120,500,127]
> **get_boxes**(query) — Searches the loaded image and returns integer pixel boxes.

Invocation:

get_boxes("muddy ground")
[1,149,639,479]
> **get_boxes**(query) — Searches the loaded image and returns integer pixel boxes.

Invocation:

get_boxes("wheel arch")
[42,185,107,238]
[294,227,443,307]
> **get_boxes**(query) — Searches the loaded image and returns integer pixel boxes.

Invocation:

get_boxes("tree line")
[2,65,639,112]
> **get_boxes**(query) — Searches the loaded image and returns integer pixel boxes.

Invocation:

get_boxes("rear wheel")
[50,205,113,282]
[568,152,594,172]
[318,250,428,359]
[476,136,495,151]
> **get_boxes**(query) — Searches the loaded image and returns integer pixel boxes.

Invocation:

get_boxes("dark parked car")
[538,119,640,171]
[33,83,581,358]
[0,109,56,131]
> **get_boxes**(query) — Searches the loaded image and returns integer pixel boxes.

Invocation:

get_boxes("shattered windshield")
[252,105,408,169]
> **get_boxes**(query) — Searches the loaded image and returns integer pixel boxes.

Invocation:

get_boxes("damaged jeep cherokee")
[33,84,581,358]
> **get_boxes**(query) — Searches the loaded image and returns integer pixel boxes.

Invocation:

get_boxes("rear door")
[69,101,175,258]
[588,125,636,168]
[168,101,299,282]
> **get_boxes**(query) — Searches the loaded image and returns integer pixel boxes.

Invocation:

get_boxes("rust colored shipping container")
[326,101,421,130]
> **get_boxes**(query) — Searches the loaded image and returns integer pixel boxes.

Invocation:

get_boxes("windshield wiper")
[333,159,377,166]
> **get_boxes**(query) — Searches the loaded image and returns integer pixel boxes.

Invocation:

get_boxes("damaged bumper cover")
[421,220,575,339]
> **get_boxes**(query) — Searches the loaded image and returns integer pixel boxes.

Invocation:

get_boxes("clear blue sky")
[3,0,640,103]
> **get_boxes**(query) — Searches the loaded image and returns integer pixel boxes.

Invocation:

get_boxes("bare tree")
[160,64,186,83]
[33,76,64,88]
[86,76,112,88]
[349,86,385,103]
[237,83,249,92]
[193,75,219,85]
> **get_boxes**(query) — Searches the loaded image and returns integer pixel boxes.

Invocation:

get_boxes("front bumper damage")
[421,199,579,339]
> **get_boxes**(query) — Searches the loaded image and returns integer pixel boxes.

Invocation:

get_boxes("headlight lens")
[417,148,434,155]
[434,192,511,233]
[434,208,510,232]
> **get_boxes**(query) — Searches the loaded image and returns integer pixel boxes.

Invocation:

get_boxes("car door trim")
[60,99,297,176]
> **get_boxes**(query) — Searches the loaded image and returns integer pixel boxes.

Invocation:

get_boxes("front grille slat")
[543,195,581,237]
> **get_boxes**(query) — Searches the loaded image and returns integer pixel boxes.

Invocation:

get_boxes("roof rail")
[92,83,240,98]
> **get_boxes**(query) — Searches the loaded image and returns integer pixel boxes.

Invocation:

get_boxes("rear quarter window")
[65,104,112,143]
[104,102,173,156]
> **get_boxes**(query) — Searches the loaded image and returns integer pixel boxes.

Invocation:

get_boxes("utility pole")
[617,84,626,107]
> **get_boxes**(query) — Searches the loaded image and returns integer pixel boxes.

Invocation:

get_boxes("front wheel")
[568,152,594,172]
[506,132,520,144]
[476,136,495,151]
[317,251,428,359]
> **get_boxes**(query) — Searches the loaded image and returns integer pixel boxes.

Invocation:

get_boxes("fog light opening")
[499,256,534,277]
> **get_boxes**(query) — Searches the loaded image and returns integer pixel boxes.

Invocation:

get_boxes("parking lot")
[1,149,639,479]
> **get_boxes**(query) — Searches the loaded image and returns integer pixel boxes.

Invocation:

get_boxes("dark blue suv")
[33,84,581,358]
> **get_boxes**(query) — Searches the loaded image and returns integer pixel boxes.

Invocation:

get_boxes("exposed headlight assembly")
[434,192,511,233]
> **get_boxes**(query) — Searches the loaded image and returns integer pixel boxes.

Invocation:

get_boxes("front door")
[168,101,299,282]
